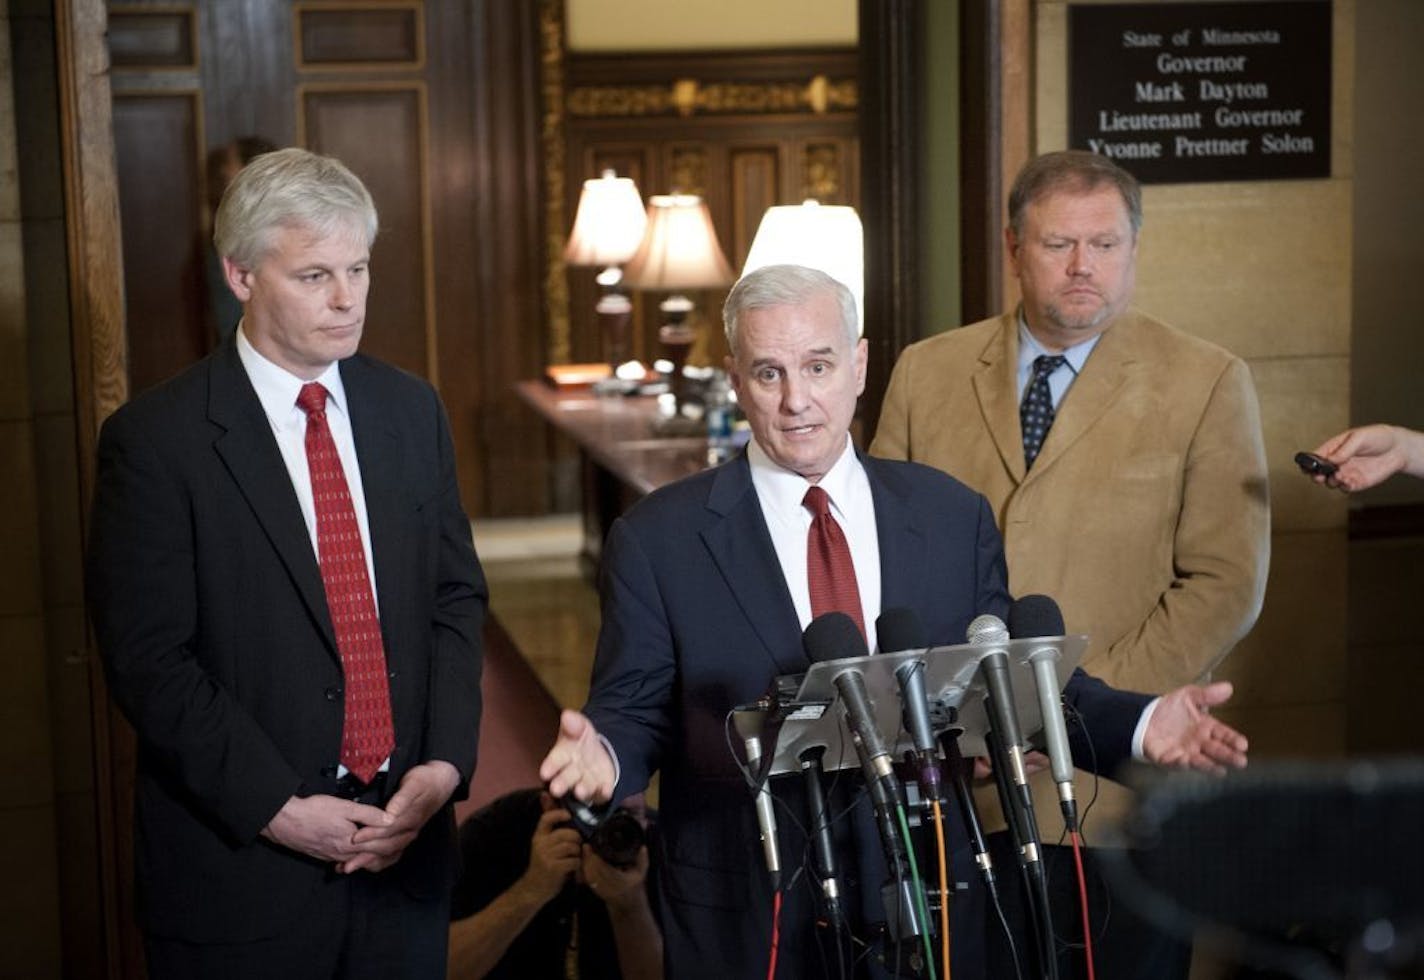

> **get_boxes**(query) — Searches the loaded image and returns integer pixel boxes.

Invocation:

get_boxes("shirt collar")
[747,434,861,522]
[1015,310,1102,378]
[236,322,349,427]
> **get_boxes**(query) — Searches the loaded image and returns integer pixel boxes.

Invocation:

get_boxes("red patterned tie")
[804,485,866,639]
[297,382,394,784]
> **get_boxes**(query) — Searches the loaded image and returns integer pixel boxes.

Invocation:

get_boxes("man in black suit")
[540,264,1248,978]
[87,147,486,979]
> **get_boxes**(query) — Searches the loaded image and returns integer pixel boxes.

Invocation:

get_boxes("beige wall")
[1349,0,1424,509]
[1032,0,1354,757]
[565,0,856,51]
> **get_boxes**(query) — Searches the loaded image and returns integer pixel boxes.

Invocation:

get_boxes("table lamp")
[622,193,736,410]
[741,200,864,336]
[563,170,648,373]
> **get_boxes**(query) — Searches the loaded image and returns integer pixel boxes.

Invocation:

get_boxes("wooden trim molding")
[566,73,857,119]
[57,0,134,975]
[858,0,924,440]
[538,0,570,365]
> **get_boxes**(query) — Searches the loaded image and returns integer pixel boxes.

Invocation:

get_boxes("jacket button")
[387,668,397,680]
[324,685,342,702]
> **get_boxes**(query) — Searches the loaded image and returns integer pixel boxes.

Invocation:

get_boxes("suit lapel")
[699,456,807,677]
[207,343,339,656]
[864,454,930,623]
[971,314,1027,484]
[1025,314,1136,481]
[342,358,410,653]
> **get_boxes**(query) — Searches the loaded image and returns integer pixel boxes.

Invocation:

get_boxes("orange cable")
[932,798,952,979]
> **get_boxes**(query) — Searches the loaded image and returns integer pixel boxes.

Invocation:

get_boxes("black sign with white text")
[1069,1,1331,183]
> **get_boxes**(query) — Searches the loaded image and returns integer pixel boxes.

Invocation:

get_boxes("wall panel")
[301,84,432,379]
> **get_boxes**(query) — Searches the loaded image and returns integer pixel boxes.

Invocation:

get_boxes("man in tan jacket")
[871,150,1270,978]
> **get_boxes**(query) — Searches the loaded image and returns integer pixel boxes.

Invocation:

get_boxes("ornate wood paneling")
[554,48,859,369]
[104,0,550,519]
[300,83,434,381]
[108,8,198,69]
[295,2,425,70]
[111,92,207,394]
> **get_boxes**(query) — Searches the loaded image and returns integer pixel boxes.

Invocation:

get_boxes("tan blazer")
[871,309,1270,834]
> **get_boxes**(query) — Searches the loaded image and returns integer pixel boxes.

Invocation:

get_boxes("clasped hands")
[261,759,461,874]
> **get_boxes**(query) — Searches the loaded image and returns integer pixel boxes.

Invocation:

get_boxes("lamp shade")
[563,170,648,269]
[622,194,736,292]
[741,200,864,335]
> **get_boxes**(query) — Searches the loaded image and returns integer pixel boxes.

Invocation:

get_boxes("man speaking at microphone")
[540,264,1246,979]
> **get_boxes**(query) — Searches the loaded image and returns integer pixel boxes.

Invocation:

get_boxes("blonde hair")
[213,147,378,268]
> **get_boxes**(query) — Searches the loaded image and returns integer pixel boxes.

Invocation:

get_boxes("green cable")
[895,802,939,980]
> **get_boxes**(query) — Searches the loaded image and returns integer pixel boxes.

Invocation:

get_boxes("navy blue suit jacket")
[584,450,1149,978]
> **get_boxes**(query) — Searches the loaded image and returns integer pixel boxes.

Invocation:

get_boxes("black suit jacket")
[86,340,486,942]
[583,451,1149,979]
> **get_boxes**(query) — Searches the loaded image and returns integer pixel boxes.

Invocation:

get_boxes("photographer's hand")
[447,803,581,979]
[583,845,663,980]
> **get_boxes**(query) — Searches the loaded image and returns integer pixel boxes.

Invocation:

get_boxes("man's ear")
[1004,226,1023,278]
[221,256,254,303]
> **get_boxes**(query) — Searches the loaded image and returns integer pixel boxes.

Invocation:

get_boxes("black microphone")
[1008,594,1079,832]
[876,607,942,800]
[732,708,782,889]
[969,613,1058,980]
[968,614,1030,795]
[798,746,842,922]
[803,612,895,788]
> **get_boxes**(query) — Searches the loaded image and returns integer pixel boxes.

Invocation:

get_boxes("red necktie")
[297,382,394,784]
[804,485,865,639]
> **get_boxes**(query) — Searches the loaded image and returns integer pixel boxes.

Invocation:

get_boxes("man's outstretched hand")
[539,709,615,803]
[1143,681,1248,773]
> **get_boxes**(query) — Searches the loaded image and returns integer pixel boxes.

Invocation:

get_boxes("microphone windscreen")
[875,607,926,653]
[1007,594,1066,639]
[803,611,868,663]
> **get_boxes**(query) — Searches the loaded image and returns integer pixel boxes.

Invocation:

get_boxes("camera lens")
[590,810,645,869]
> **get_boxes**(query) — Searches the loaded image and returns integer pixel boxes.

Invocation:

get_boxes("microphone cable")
[766,889,782,980]
[930,797,952,979]
[1059,700,1109,979]
[894,801,939,980]
[1068,829,1096,980]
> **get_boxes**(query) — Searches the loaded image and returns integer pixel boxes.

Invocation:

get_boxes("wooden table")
[516,380,712,575]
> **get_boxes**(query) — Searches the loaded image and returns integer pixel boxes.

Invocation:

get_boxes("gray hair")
[1007,150,1143,240]
[724,264,858,354]
[213,147,378,268]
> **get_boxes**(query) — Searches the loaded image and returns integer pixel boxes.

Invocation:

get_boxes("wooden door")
[105,0,550,518]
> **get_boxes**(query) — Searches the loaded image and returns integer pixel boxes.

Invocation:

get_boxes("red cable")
[1069,830,1096,980]
[766,889,782,980]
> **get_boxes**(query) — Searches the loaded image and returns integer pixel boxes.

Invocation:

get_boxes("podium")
[733,634,1087,779]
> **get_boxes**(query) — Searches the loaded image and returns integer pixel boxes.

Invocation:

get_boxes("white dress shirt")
[236,326,387,776]
[748,436,883,653]
[236,326,379,604]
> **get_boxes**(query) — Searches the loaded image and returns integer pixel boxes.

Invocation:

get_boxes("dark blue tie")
[1021,355,1067,469]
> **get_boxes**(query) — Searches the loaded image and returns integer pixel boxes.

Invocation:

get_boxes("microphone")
[967,614,1031,794]
[802,612,894,788]
[732,708,782,889]
[804,613,922,938]
[876,607,942,800]
[798,746,842,921]
[969,613,1058,980]
[1008,594,1078,832]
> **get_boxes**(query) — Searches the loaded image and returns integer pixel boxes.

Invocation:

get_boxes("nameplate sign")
[1069,1,1331,184]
